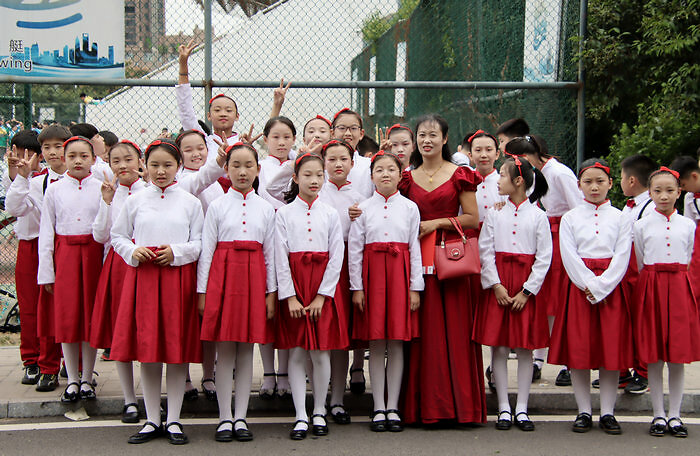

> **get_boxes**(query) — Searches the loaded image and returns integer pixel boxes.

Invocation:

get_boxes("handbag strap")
[441,217,467,245]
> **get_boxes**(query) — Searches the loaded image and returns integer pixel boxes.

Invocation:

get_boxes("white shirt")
[683,192,700,224]
[197,188,276,294]
[348,191,424,292]
[177,167,225,214]
[91,156,113,182]
[539,158,583,217]
[38,174,102,284]
[274,196,344,300]
[475,169,506,222]
[258,155,289,210]
[347,151,373,199]
[318,181,364,241]
[633,209,696,269]
[622,190,653,221]
[92,179,147,252]
[5,168,65,240]
[111,183,204,268]
[559,200,632,303]
[176,156,226,198]
[479,199,552,294]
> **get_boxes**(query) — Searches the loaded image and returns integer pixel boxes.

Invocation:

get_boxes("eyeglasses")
[333,125,361,134]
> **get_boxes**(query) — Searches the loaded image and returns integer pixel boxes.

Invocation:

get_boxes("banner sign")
[523,0,562,82]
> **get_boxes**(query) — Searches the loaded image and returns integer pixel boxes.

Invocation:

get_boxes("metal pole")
[23,84,32,127]
[204,0,213,124]
[576,0,588,170]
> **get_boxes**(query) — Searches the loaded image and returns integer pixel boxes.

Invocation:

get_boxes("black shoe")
[330,404,351,424]
[166,422,189,445]
[122,403,140,424]
[59,362,67,378]
[349,368,366,395]
[22,364,40,385]
[233,419,253,442]
[624,375,649,394]
[60,382,80,403]
[495,411,512,430]
[485,366,496,393]
[668,417,688,438]
[555,368,571,386]
[385,409,404,432]
[289,420,308,440]
[311,414,329,436]
[101,349,112,361]
[599,414,622,435]
[215,420,233,442]
[515,412,535,431]
[184,386,198,401]
[79,380,96,400]
[592,378,600,389]
[201,378,217,401]
[35,373,59,392]
[572,413,592,433]
[128,421,162,444]
[649,417,667,437]
[532,363,542,382]
[369,410,387,432]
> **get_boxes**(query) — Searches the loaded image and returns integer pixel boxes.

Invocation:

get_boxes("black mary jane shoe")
[572,412,592,433]
[311,414,329,436]
[121,402,140,424]
[599,414,621,435]
[201,378,217,401]
[289,420,308,440]
[60,382,80,403]
[215,420,234,442]
[495,411,512,430]
[233,419,254,442]
[668,417,688,438]
[649,417,667,437]
[166,422,189,445]
[515,412,535,432]
[369,410,387,432]
[349,368,366,395]
[330,404,351,425]
[128,421,162,444]
[183,385,198,401]
[385,409,404,432]
[79,380,96,400]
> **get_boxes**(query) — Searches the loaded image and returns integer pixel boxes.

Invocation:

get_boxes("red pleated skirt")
[548,258,632,370]
[200,241,274,344]
[42,234,103,343]
[89,248,129,349]
[472,253,549,349]
[401,274,486,425]
[689,224,700,299]
[542,217,569,316]
[275,251,349,351]
[632,263,700,364]
[110,260,202,364]
[334,245,357,348]
[353,242,418,341]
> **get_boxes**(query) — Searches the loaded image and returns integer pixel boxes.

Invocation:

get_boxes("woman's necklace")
[422,161,444,183]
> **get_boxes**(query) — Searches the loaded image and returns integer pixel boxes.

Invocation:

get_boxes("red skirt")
[334,245,358,348]
[49,234,103,343]
[402,274,486,425]
[200,241,274,344]
[549,258,632,370]
[110,261,202,364]
[275,251,349,351]
[353,242,418,341]
[689,224,700,299]
[472,253,549,349]
[632,263,700,364]
[542,217,569,316]
[89,248,129,349]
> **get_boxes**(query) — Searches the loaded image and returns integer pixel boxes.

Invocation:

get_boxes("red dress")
[89,248,129,349]
[690,223,700,299]
[399,166,486,425]
[542,216,570,316]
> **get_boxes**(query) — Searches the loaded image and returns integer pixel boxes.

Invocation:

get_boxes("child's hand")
[44,283,54,294]
[352,290,365,312]
[6,148,19,168]
[378,128,392,152]
[101,172,117,204]
[154,245,174,266]
[511,291,529,311]
[305,294,325,322]
[409,290,421,311]
[238,124,263,145]
[211,136,228,168]
[137,158,149,183]
[348,203,362,221]
[297,137,324,157]
[273,78,291,108]
[493,284,513,307]
[287,296,305,318]
[265,292,277,320]
[178,38,197,65]
[16,149,38,179]
[197,293,206,316]
[132,246,157,263]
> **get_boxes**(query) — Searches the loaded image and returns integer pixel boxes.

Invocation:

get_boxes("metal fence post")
[576,0,588,170]
[204,0,213,125]
[23,84,32,127]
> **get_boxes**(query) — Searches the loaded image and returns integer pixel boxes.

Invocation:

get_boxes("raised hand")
[273,78,291,109]
[212,136,228,168]
[178,38,197,64]
[238,123,263,145]
[378,127,391,151]
[101,172,117,204]
[16,149,37,179]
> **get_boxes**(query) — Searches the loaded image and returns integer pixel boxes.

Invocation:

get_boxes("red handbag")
[434,217,481,280]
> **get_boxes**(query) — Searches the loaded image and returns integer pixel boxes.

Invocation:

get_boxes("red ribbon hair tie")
[386,124,413,137]
[504,152,523,176]
[659,166,680,179]
[321,139,353,155]
[225,142,257,154]
[371,150,400,163]
[315,115,332,127]
[579,161,610,177]
[63,135,94,152]
[332,108,351,122]
[295,152,321,166]
[118,139,142,156]
[209,93,233,105]
[467,129,485,143]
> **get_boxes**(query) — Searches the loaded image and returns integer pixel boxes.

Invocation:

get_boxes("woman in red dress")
[398,114,486,425]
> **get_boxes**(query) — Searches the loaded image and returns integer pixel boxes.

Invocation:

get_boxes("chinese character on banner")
[9,40,23,53]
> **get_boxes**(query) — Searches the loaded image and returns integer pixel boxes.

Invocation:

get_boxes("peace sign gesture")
[178,38,197,64]
[272,78,291,109]
[238,124,263,145]
[378,127,392,152]
[101,171,118,204]
[212,136,228,168]
[16,149,39,179]
[297,136,324,157]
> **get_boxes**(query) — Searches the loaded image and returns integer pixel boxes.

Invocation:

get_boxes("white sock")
[259,343,276,390]
[116,361,136,405]
[61,342,80,392]
[385,340,404,418]
[515,348,533,415]
[667,363,684,419]
[570,369,592,415]
[165,363,187,430]
[80,342,97,390]
[647,361,665,418]
[533,348,546,369]
[288,347,309,423]
[330,349,349,411]
[215,341,235,426]
[234,342,254,427]
[369,340,387,413]
[201,341,217,391]
[309,350,330,423]
[140,362,163,428]
[491,346,510,413]
[599,368,619,416]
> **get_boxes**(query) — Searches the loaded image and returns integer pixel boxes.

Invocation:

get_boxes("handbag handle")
[440,217,467,246]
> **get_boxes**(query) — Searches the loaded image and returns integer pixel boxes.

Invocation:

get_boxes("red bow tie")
[695,192,700,198]
[626,199,636,208]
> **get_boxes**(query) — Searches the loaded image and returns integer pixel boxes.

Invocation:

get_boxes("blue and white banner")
[523,0,561,82]
[0,0,124,78]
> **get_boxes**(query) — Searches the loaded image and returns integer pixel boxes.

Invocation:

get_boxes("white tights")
[215,342,253,431]
[140,362,186,433]
[570,368,618,416]
[491,346,533,415]
[115,361,137,405]
[369,340,403,419]
[288,347,330,429]
[62,342,96,394]
[259,344,289,389]
[648,361,684,419]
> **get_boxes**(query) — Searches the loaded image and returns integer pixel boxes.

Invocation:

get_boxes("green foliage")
[360,0,420,46]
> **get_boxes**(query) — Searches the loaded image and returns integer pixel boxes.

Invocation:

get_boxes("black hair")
[370,151,402,174]
[669,156,700,180]
[197,120,211,136]
[502,157,548,203]
[10,130,41,154]
[648,168,680,187]
[284,153,324,204]
[264,116,296,137]
[63,136,95,156]
[461,130,498,152]
[208,94,238,113]
[496,118,530,138]
[505,135,551,161]
[144,138,182,165]
[37,125,71,146]
[410,114,452,168]
[578,157,611,178]
[109,141,142,162]
[303,116,332,137]
[331,109,363,129]
[321,139,354,159]
[98,130,118,147]
[79,93,86,98]
[175,129,206,149]
[620,154,657,187]
[357,136,379,156]
[225,143,260,193]
[69,123,99,139]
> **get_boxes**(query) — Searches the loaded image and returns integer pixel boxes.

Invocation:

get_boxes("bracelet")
[179,73,188,76]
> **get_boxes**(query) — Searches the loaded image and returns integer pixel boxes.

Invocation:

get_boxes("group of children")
[3,44,700,444]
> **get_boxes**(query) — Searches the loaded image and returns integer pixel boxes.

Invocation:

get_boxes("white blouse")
[258,155,289,210]
[38,174,102,284]
[197,188,276,294]
[347,191,424,292]
[622,190,653,222]
[91,156,113,182]
[274,196,344,300]
[683,192,700,224]
[347,151,374,200]
[177,167,225,214]
[5,168,65,240]
[318,181,364,240]
[479,199,552,294]
[92,179,148,248]
[559,200,632,303]
[633,209,696,269]
[475,169,506,222]
[111,183,204,268]
[539,158,583,217]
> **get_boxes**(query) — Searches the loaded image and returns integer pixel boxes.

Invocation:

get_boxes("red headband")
[295,152,322,167]
[371,149,400,164]
[63,136,94,153]
[175,129,206,144]
[321,139,353,154]
[578,161,610,177]
[145,139,180,157]
[209,93,235,105]
[505,152,524,177]
[652,166,680,180]
[467,130,485,143]
[225,141,257,154]
[314,115,332,127]
[386,124,413,137]
[332,108,351,122]
[118,139,142,156]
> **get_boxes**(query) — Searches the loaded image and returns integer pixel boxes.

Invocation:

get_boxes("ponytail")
[503,156,548,203]
[530,167,549,203]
